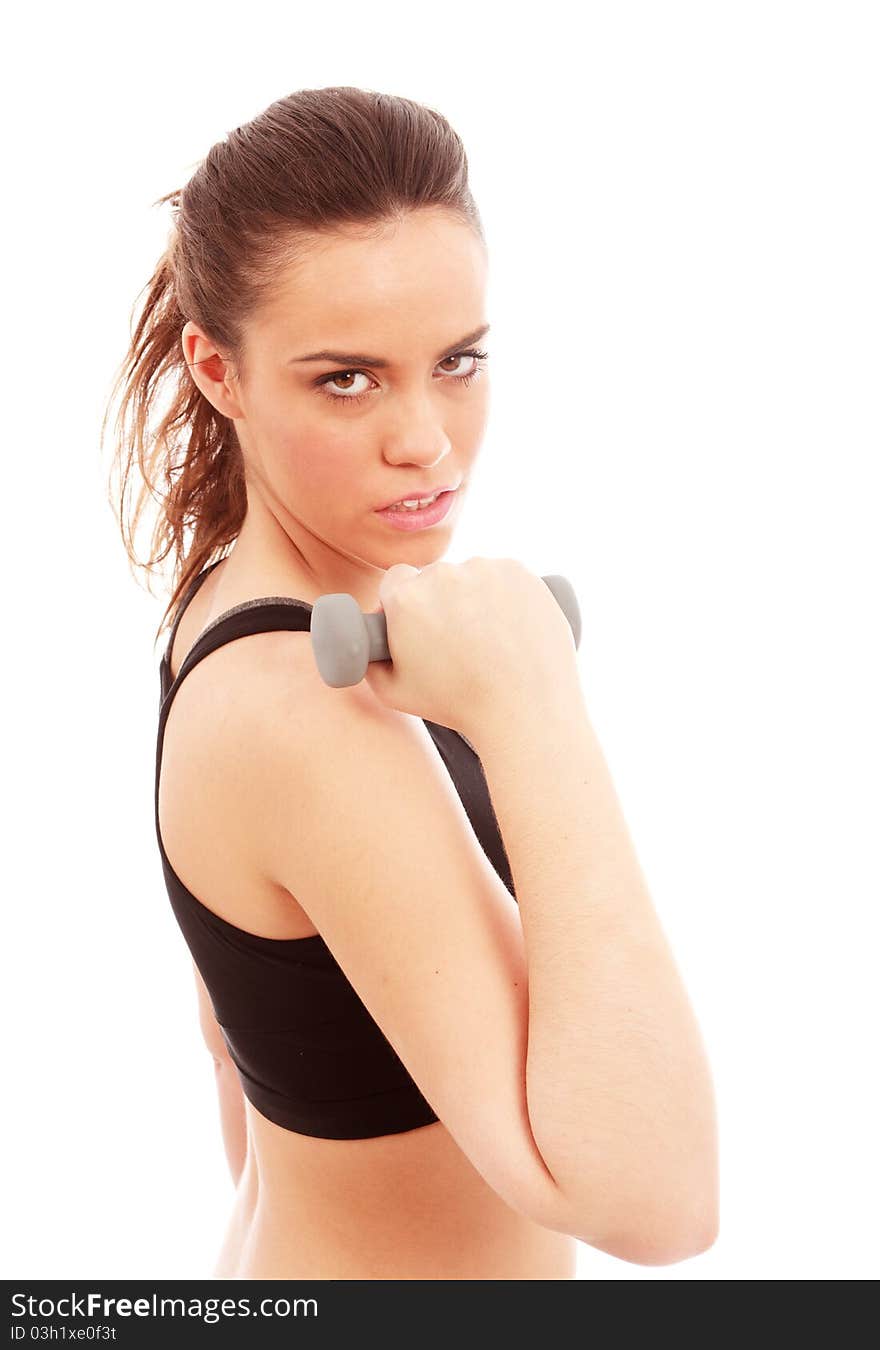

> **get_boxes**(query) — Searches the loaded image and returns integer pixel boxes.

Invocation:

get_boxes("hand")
[362,557,578,740]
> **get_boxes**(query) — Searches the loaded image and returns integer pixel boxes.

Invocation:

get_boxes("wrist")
[464,670,590,759]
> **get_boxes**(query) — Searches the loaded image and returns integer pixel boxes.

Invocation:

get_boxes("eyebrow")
[289,323,491,368]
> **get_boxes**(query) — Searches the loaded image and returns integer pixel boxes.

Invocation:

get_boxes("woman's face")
[185,208,490,595]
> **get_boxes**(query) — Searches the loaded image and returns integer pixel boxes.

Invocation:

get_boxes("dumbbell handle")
[363,573,580,662]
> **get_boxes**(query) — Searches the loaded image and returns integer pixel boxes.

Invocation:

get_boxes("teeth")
[392,491,441,510]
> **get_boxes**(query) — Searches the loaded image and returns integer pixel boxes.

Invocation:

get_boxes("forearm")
[472,672,718,1259]
[213,1059,248,1188]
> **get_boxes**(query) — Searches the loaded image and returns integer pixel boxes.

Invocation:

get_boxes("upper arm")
[228,632,573,1236]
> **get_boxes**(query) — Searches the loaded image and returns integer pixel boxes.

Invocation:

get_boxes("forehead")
[258,210,487,338]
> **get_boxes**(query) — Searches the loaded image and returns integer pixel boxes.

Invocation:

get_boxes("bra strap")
[160,597,313,724]
[165,557,227,655]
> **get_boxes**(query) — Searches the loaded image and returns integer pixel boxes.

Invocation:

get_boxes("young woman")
[104,86,718,1279]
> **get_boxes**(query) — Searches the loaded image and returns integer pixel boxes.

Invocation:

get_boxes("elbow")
[571,1173,720,1267]
[596,1211,719,1267]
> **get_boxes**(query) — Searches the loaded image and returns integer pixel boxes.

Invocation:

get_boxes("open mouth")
[375,487,458,529]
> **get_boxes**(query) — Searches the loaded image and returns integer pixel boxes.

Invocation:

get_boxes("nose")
[380,394,453,469]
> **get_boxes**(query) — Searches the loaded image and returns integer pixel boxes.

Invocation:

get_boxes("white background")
[3,0,877,1281]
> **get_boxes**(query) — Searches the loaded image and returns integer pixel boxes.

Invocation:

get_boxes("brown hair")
[101,86,485,647]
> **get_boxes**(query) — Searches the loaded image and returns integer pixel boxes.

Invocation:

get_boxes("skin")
[171,208,577,1277]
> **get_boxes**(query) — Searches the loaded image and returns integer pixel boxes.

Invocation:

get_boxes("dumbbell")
[310,574,581,688]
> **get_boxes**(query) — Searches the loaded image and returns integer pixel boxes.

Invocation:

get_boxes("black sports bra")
[155,557,516,1140]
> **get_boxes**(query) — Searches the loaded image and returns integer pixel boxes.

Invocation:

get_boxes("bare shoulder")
[158,626,322,937]
[217,628,576,1238]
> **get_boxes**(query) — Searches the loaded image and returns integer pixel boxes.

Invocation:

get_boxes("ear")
[181,319,245,419]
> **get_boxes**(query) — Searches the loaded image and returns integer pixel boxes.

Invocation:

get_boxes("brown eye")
[319,370,373,399]
[439,353,478,375]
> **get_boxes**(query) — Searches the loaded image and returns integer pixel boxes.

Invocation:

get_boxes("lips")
[374,486,458,530]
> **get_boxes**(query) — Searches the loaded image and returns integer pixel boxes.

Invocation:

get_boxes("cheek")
[273,425,360,506]
[452,394,489,448]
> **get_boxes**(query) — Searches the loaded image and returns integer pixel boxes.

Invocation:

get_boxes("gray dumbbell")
[310,574,581,688]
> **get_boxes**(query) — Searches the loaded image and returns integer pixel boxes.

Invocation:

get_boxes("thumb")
[377,562,421,611]
[365,565,421,708]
